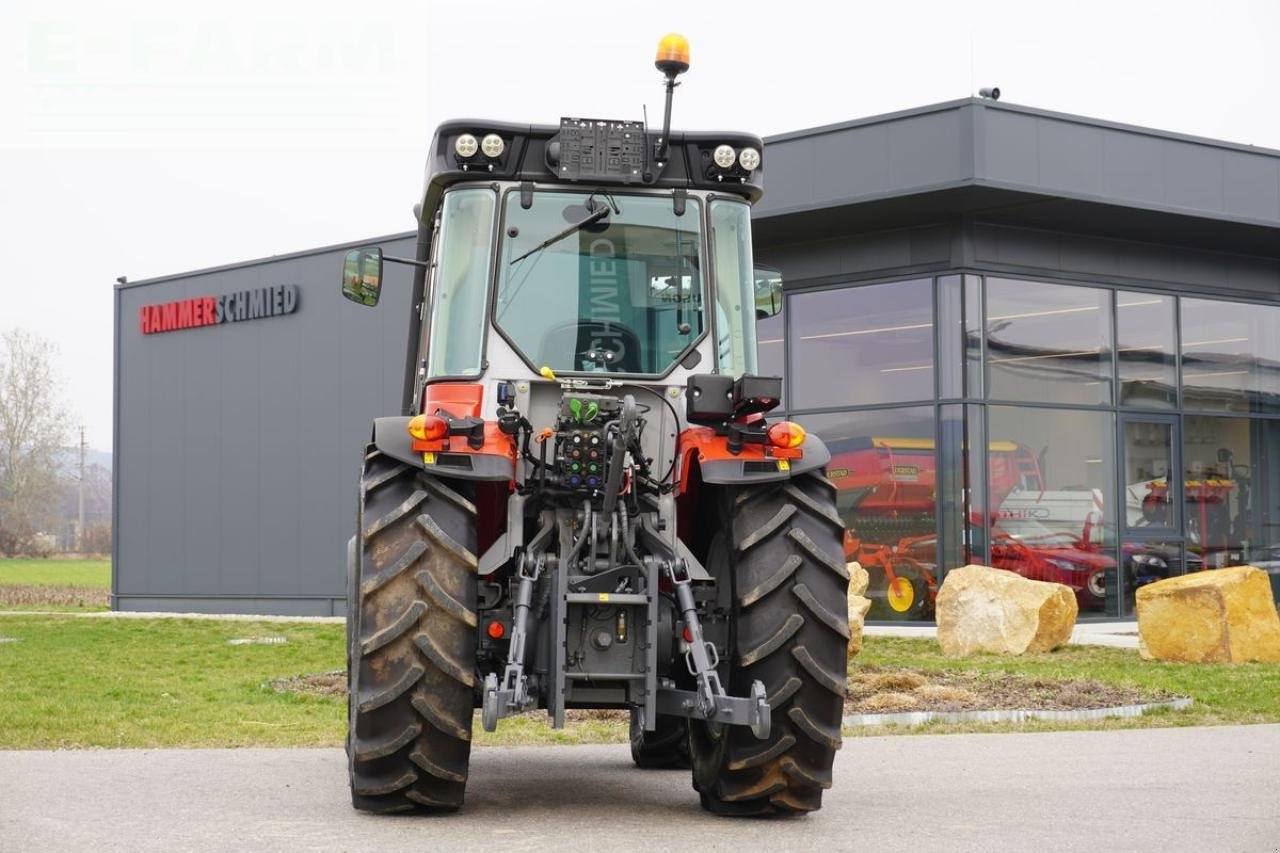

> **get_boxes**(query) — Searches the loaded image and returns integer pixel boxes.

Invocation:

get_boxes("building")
[113,98,1280,617]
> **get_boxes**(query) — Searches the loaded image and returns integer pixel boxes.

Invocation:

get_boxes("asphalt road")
[2,726,1277,853]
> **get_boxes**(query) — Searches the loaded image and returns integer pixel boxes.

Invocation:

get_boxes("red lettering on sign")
[140,289,289,334]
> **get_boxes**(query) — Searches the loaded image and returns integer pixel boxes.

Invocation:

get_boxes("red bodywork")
[411,383,514,562]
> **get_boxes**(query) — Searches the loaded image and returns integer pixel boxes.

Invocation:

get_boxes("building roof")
[754,98,1280,258]
[125,99,1280,287]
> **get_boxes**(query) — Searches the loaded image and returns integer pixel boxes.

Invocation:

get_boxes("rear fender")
[371,417,515,481]
[678,426,831,489]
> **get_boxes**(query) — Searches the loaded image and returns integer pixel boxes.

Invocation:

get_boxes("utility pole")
[78,426,86,553]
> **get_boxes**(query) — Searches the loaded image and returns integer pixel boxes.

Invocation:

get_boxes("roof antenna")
[653,33,690,166]
[641,103,653,182]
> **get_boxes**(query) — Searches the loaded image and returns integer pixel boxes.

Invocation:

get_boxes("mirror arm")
[382,255,431,270]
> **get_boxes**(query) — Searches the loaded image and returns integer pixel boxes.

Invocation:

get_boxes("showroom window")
[788,278,933,409]
[756,301,784,379]
[983,406,1119,616]
[798,406,938,622]
[1182,416,1280,574]
[1181,298,1280,414]
[985,278,1112,406]
[771,271,1280,618]
[1117,292,1177,409]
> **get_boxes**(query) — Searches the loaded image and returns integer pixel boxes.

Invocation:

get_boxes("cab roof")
[420,118,764,220]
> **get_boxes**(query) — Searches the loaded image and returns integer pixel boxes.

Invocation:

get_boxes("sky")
[2,0,1278,451]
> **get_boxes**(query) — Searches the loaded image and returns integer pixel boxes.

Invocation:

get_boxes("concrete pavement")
[2,725,1276,853]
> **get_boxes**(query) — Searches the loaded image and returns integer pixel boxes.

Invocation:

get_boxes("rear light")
[486,620,506,640]
[407,414,448,441]
[767,421,806,449]
[682,625,694,643]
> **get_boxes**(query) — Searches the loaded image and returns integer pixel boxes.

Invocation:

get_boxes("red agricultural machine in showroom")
[827,436,1117,618]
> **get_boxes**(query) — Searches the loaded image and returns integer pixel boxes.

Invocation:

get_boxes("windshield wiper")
[509,203,610,265]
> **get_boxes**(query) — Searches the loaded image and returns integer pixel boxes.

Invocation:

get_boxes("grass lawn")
[0,615,1275,749]
[851,637,1280,736]
[0,558,111,612]
[0,615,620,749]
[0,558,111,589]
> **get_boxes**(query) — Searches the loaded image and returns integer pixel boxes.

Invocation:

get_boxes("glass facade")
[775,272,1280,619]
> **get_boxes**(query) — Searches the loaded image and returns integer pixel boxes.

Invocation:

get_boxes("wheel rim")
[887,576,915,612]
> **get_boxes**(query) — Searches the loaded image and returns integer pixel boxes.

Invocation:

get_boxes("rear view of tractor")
[340,34,849,816]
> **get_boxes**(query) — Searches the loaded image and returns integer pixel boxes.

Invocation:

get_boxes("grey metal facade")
[113,233,417,614]
[113,98,1280,615]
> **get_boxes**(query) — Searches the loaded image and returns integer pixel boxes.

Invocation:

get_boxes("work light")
[738,147,760,171]
[454,134,479,158]
[713,144,736,169]
[481,134,505,158]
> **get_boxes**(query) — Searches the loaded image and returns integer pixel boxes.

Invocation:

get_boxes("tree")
[0,329,70,556]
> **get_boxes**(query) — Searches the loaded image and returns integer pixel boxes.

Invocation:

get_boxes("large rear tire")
[690,471,849,816]
[629,710,691,769]
[347,447,478,813]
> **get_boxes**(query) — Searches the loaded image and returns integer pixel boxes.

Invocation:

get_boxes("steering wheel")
[536,320,643,373]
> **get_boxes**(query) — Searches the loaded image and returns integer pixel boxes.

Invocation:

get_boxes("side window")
[710,200,758,377]
[426,188,497,378]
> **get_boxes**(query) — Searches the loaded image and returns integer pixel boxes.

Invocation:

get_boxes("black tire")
[690,471,849,816]
[629,710,691,769]
[348,447,478,813]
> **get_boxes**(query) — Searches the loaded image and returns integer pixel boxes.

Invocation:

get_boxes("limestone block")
[847,561,869,597]
[936,565,1078,656]
[1136,566,1280,663]
[846,563,872,661]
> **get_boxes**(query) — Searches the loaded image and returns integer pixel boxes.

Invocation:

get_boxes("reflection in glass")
[427,189,497,377]
[494,191,705,375]
[789,279,933,409]
[985,278,1112,406]
[1121,539,1185,616]
[710,200,759,377]
[1181,417,1280,601]
[1117,292,1176,408]
[756,305,784,379]
[937,404,966,578]
[983,406,1118,615]
[936,276,963,399]
[799,407,937,621]
[1180,299,1280,413]
[1123,420,1175,530]
[964,275,983,399]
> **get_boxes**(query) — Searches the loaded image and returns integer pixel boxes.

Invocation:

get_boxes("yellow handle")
[539,366,556,380]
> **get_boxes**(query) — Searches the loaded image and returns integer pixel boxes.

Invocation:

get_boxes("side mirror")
[341,247,384,307]
[753,265,783,319]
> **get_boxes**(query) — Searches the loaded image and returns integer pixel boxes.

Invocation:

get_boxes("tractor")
[339,34,849,816]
